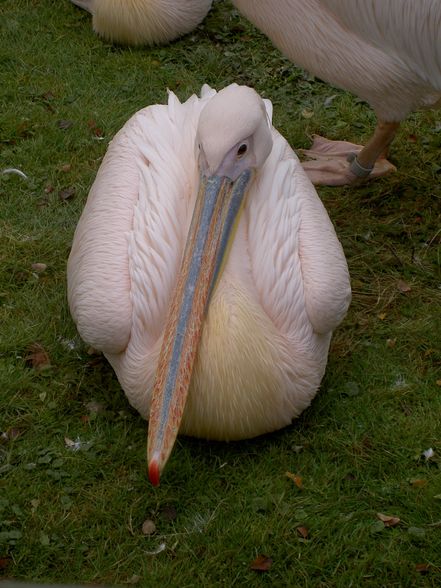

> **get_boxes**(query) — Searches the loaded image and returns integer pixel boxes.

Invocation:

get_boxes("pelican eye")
[237,143,248,157]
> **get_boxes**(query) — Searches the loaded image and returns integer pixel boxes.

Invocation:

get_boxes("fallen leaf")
[159,505,177,522]
[378,312,387,321]
[324,94,337,107]
[386,338,396,348]
[301,109,314,119]
[145,542,166,556]
[415,563,430,575]
[80,415,90,424]
[0,557,11,570]
[59,186,76,201]
[44,184,54,194]
[408,526,426,540]
[87,119,104,137]
[285,472,303,488]
[376,513,400,527]
[436,380,441,387]
[297,526,309,539]
[58,119,73,130]
[250,554,273,572]
[409,479,428,488]
[342,381,360,397]
[25,343,51,370]
[422,448,435,460]
[60,163,72,173]
[397,279,412,293]
[31,263,47,273]
[85,400,106,413]
[142,519,156,535]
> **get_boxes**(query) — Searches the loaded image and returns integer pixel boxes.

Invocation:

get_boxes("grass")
[1,0,440,586]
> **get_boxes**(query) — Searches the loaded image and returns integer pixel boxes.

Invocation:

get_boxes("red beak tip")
[149,459,160,487]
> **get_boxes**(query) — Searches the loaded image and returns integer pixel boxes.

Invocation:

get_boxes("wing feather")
[247,130,351,339]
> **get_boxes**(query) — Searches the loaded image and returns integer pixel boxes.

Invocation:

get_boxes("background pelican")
[232,0,441,185]
[69,0,212,46]
[67,84,351,484]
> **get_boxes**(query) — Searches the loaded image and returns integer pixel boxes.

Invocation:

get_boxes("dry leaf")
[386,338,396,348]
[60,163,72,173]
[378,312,387,321]
[142,519,156,535]
[25,343,51,370]
[301,109,314,119]
[286,472,303,488]
[250,554,273,572]
[159,505,177,522]
[415,563,430,575]
[376,512,400,527]
[397,279,411,293]
[0,557,11,570]
[410,479,428,488]
[297,526,309,539]
[436,379,441,387]
[31,263,47,273]
[58,119,73,130]
[59,186,76,201]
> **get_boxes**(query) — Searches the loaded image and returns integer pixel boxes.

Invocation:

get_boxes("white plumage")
[70,0,212,46]
[68,84,351,445]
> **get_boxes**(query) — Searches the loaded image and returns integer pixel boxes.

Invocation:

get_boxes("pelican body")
[232,0,441,184]
[69,0,212,46]
[67,84,351,484]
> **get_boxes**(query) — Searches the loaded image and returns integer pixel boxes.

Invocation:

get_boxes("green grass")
[1,0,440,586]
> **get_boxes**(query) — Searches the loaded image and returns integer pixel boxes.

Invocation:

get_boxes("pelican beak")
[147,170,252,485]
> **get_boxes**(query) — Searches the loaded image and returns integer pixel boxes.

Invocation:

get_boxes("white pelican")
[69,0,212,46]
[232,0,441,185]
[67,84,351,485]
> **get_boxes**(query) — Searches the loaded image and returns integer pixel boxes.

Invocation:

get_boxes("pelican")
[232,0,441,185]
[69,0,212,46]
[67,84,351,485]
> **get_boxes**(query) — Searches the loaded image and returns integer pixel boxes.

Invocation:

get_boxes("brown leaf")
[437,379,441,387]
[59,186,76,201]
[0,557,11,570]
[250,554,273,572]
[31,263,47,273]
[386,338,396,348]
[60,163,72,173]
[87,119,104,137]
[159,505,177,522]
[297,526,309,539]
[410,479,428,488]
[25,343,51,370]
[286,471,303,488]
[397,279,411,293]
[44,184,54,194]
[415,563,430,574]
[376,512,400,527]
[378,312,387,321]
[141,519,156,535]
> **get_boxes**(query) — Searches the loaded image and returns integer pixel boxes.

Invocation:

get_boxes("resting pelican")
[232,0,441,185]
[67,84,351,484]
[69,0,212,46]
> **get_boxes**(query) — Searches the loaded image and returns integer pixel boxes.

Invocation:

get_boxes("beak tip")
[148,455,161,487]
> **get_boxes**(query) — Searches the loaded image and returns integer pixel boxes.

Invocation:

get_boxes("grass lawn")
[1,0,440,586]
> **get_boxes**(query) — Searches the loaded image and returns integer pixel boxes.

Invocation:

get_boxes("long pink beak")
[147,171,251,485]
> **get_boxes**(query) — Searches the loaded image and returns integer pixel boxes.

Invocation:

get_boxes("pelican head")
[147,85,273,485]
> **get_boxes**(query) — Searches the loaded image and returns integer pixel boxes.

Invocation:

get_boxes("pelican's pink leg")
[300,121,400,186]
